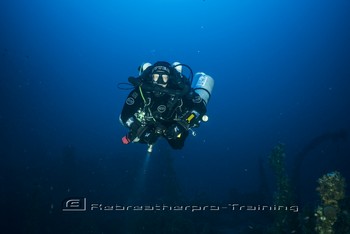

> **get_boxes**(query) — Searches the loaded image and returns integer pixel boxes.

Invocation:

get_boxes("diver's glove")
[165,122,188,140]
[122,134,132,144]
[122,130,138,144]
[122,124,148,144]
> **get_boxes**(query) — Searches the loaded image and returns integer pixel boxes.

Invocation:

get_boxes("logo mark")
[157,105,166,113]
[62,197,87,211]
[126,97,135,105]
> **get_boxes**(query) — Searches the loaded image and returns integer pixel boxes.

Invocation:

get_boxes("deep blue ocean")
[1,0,350,233]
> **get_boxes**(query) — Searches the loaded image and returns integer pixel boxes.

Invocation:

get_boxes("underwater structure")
[292,130,347,203]
[268,143,298,233]
[269,143,291,207]
[315,171,346,234]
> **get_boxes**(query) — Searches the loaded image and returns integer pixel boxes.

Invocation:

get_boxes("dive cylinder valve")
[172,62,182,73]
[193,72,214,105]
[139,62,152,75]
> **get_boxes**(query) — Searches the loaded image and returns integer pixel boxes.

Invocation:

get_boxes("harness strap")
[139,85,156,123]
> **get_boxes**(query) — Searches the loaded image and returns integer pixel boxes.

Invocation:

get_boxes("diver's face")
[152,72,169,87]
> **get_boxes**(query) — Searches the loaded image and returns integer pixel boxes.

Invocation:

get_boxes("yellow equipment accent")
[186,113,195,123]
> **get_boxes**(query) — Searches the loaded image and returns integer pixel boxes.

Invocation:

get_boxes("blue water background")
[1,0,350,232]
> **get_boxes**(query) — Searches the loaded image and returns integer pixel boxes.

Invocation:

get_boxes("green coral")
[315,171,346,234]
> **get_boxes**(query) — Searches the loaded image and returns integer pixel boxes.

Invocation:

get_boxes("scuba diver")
[119,61,214,153]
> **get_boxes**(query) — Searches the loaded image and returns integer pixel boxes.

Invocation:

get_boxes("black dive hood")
[128,76,190,97]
